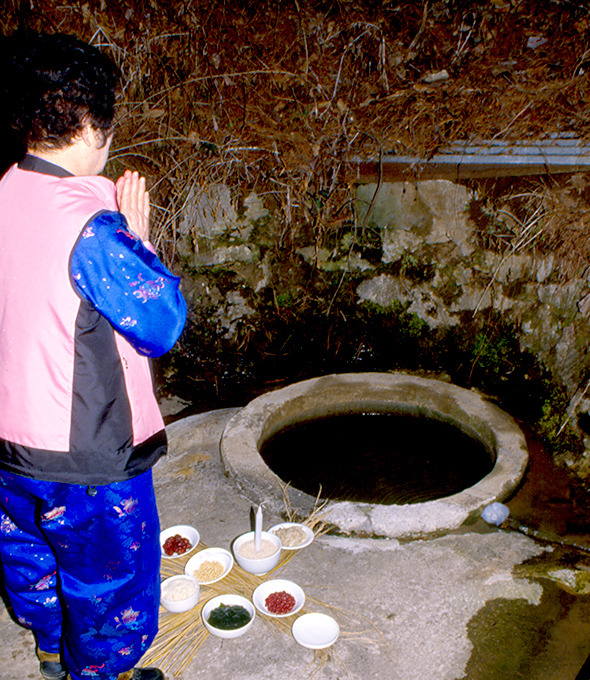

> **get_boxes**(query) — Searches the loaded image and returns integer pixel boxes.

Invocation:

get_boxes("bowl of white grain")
[160,574,200,613]
[232,531,281,575]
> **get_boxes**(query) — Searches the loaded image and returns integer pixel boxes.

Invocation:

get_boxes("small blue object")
[481,502,510,526]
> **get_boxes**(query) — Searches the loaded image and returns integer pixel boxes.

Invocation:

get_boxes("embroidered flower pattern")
[130,274,166,303]
[114,497,138,518]
[116,227,139,242]
[0,516,16,533]
[115,607,139,627]
[81,663,106,677]
[120,316,137,328]
[42,506,66,522]
[33,572,56,591]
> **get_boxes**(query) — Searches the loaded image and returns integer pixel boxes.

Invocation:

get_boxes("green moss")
[471,331,514,378]
[318,223,383,265]
[399,251,436,282]
[248,214,276,248]
[435,275,462,306]
[275,292,297,309]
[538,384,584,459]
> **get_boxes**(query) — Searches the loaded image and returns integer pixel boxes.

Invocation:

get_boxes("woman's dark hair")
[2,32,120,150]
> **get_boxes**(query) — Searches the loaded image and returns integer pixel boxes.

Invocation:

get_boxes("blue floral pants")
[0,468,160,680]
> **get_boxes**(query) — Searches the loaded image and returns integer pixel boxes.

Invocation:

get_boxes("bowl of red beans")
[160,525,200,559]
[252,579,305,618]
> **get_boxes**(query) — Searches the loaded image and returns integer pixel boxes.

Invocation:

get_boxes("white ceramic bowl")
[232,531,281,575]
[253,579,305,617]
[292,612,340,649]
[185,548,234,585]
[160,574,200,613]
[268,522,314,550]
[202,594,255,639]
[160,525,200,559]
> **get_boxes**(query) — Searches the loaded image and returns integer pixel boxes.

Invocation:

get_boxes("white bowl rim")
[160,524,200,559]
[202,593,255,613]
[268,523,314,550]
[201,594,256,636]
[232,531,282,574]
[292,612,340,649]
[160,574,200,612]
[252,579,305,617]
[184,548,234,584]
[233,530,281,555]
[234,530,282,545]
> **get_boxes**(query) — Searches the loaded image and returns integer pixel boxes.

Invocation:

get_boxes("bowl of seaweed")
[202,594,255,639]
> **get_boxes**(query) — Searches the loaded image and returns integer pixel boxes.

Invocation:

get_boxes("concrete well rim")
[219,372,528,539]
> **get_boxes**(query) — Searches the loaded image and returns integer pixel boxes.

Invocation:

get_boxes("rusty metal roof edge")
[361,153,590,166]
[351,138,590,180]
[352,138,590,165]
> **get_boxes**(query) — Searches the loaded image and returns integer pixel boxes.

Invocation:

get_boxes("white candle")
[254,504,263,552]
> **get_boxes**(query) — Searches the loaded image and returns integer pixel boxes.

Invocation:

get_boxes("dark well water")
[260,412,494,504]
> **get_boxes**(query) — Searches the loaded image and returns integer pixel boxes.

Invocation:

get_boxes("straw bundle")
[142,517,380,678]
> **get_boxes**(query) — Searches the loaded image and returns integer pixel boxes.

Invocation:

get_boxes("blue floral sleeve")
[70,211,187,357]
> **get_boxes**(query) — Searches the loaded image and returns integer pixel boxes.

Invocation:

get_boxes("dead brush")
[3,0,590,274]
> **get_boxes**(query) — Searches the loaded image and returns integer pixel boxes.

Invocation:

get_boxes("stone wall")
[355,180,590,399]
[173,178,590,472]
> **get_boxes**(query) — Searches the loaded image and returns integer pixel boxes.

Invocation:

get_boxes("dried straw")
[4,1,590,274]
[142,518,383,678]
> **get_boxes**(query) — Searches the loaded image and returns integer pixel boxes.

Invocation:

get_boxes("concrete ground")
[2,408,590,680]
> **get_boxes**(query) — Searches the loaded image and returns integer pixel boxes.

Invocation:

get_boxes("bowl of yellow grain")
[185,547,234,585]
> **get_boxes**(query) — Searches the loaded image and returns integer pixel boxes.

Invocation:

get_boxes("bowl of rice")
[185,548,234,585]
[160,574,200,613]
[232,531,281,575]
[269,523,314,550]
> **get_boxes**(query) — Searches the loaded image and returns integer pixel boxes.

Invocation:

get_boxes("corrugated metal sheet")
[354,138,590,181]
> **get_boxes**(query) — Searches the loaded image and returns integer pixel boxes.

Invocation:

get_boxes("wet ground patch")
[463,563,590,680]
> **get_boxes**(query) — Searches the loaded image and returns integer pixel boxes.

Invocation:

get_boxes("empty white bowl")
[160,575,200,613]
[269,522,314,550]
[185,548,234,585]
[253,579,305,617]
[160,524,200,559]
[292,612,340,649]
[202,594,255,638]
[232,531,281,575]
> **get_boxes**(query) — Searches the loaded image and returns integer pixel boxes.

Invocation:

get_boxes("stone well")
[219,372,528,539]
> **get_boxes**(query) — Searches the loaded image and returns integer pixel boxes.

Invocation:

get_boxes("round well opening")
[220,373,528,538]
[260,411,494,505]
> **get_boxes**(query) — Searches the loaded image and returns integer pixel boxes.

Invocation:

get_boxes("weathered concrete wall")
[355,180,590,398]
[174,179,590,470]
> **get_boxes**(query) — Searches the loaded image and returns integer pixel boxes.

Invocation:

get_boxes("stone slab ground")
[1,409,589,680]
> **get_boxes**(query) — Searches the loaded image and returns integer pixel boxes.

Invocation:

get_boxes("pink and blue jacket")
[0,155,187,485]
